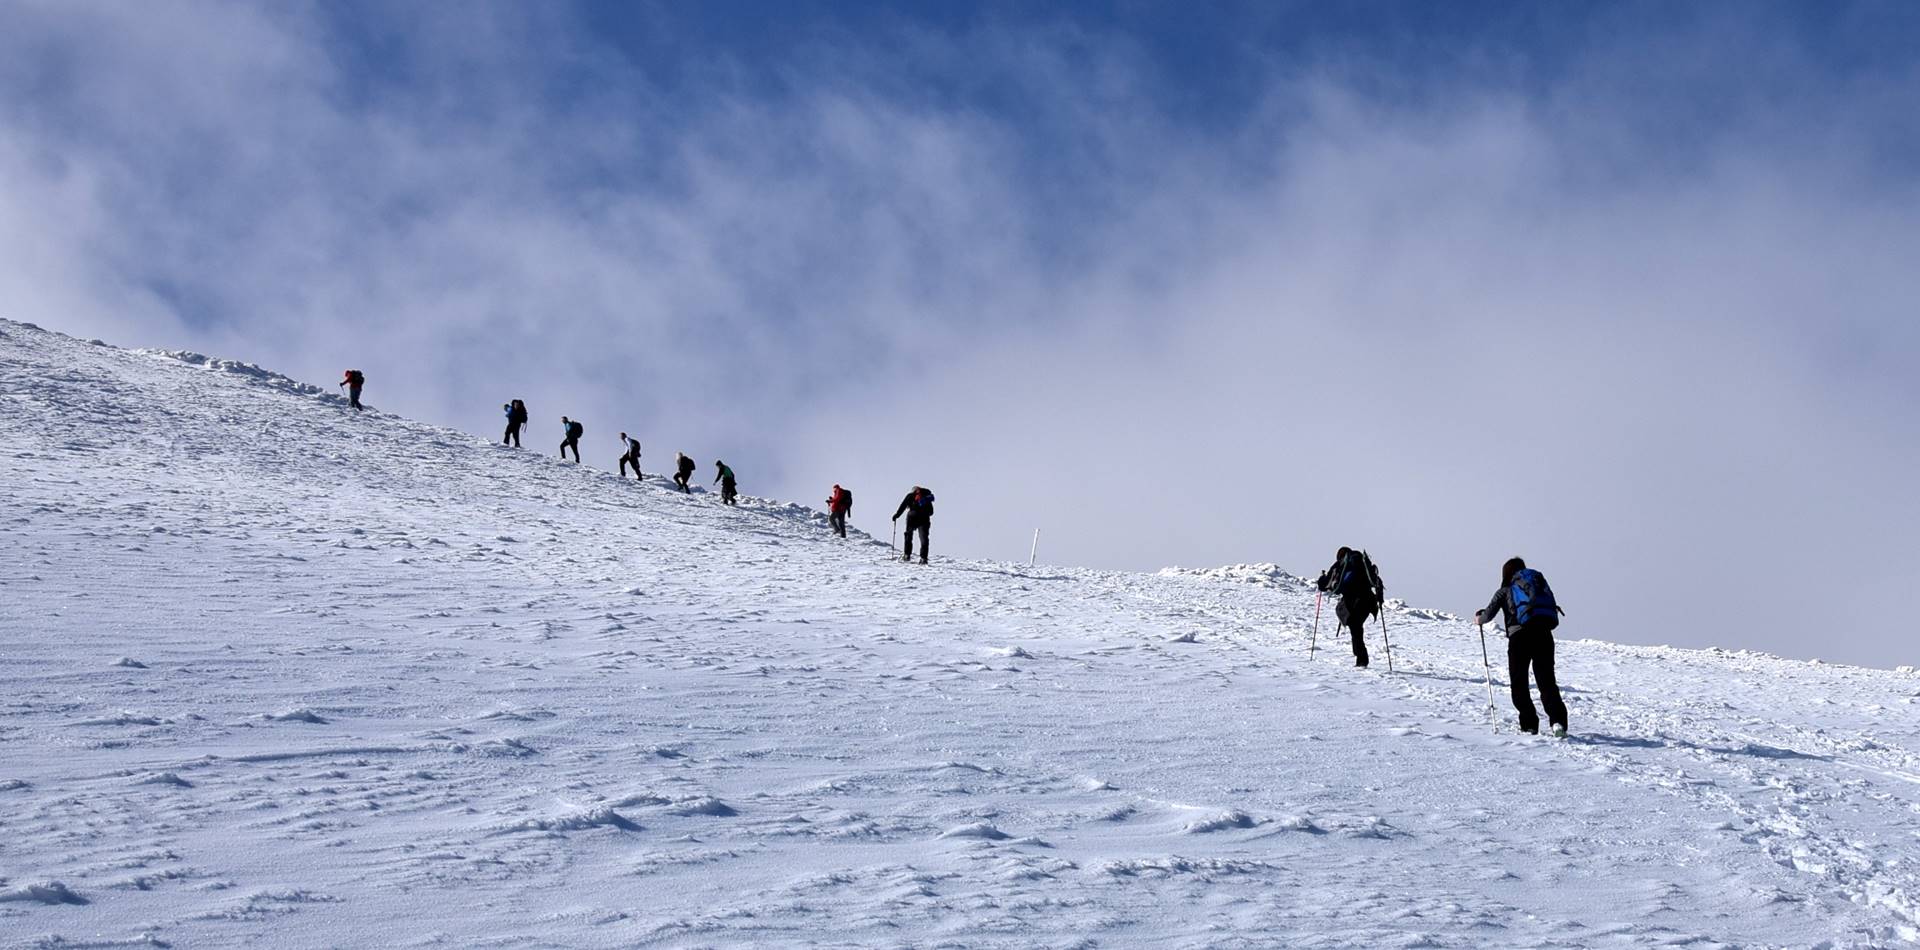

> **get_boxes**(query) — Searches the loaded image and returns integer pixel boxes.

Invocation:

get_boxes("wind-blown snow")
[2,318,1918,947]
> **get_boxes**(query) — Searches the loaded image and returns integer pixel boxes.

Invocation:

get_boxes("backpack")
[914,489,935,516]
[345,369,364,386]
[1339,550,1383,608]
[1510,568,1560,630]
[841,488,852,513]
[510,400,527,423]
[568,420,584,439]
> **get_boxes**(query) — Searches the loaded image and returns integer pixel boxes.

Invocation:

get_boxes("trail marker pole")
[1309,592,1322,660]
[1477,621,1497,729]
[1029,529,1039,566]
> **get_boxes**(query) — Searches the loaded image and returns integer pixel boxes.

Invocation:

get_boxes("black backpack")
[842,488,852,513]
[345,369,364,386]
[1340,550,1383,608]
[510,400,527,423]
[568,421,584,439]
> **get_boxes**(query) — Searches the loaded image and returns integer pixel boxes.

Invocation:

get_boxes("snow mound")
[506,806,641,834]
[1157,563,1311,588]
[670,796,737,817]
[938,821,1011,840]
[262,709,328,724]
[0,880,87,905]
[142,349,326,397]
[1182,810,1258,834]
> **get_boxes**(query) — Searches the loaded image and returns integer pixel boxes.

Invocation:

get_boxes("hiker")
[618,433,642,478]
[1317,547,1384,667]
[1475,557,1569,736]
[338,369,365,410]
[891,486,935,563]
[502,399,528,446]
[559,416,583,462]
[674,453,695,493]
[826,484,852,538]
[713,460,738,505]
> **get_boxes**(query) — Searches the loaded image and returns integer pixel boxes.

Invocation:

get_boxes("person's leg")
[1533,629,1568,730]
[1507,632,1541,733]
[1336,602,1366,666]
[916,521,929,563]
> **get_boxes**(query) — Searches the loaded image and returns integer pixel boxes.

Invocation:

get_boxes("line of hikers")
[346,375,1558,733]
[496,397,935,560]
[1316,547,1568,736]
[503,399,740,501]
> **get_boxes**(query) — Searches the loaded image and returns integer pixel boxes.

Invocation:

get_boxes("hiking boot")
[1550,724,1567,738]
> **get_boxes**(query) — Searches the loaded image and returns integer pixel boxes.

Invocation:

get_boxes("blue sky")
[3,1,1918,666]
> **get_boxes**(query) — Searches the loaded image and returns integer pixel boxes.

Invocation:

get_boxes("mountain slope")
[1,319,1916,948]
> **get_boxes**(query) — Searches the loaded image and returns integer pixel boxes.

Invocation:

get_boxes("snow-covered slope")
[2,318,1918,948]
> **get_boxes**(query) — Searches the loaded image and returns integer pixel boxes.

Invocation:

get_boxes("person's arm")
[893,494,911,520]
[1475,588,1506,626]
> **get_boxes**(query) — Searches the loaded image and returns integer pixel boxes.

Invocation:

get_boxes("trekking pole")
[891,521,897,554]
[1477,622,1496,729]
[1379,607,1394,673]
[1309,592,1322,660]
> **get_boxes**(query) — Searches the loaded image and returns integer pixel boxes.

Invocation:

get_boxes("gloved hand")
[1474,610,1485,625]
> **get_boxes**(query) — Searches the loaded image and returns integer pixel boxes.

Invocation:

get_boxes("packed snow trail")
[1,319,1917,947]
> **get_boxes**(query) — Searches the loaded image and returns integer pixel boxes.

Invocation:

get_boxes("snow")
[2,317,1919,946]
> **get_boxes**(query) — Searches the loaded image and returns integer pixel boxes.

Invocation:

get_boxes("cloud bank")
[3,1,1915,665]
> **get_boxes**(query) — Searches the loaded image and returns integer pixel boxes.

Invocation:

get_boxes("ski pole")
[1379,607,1393,672]
[1477,621,1496,729]
[1310,591,1322,660]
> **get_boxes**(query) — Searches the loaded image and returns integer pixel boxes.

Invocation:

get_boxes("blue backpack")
[1510,568,1560,629]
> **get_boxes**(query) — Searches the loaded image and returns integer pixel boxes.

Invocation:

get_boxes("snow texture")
[2,318,1919,947]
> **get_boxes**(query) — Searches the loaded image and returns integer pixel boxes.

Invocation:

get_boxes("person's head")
[561,415,569,423]
[1336,546,1351,561]
[620,432,627,440]
[1501,556,1527,586]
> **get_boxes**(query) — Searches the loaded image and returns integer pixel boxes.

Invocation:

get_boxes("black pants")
[829,510,847,537]
[1335,600,1369,666]
[504,422,521,446]
[1507,624,1568,733]
[903,518,929,562]
[721,481,737,505]
[347,385,362,410]
[619,455,641,478]
[560,437,579,462]
[675,471,691,492]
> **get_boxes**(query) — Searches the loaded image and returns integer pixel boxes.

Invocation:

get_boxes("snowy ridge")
[2,317,1919,947]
